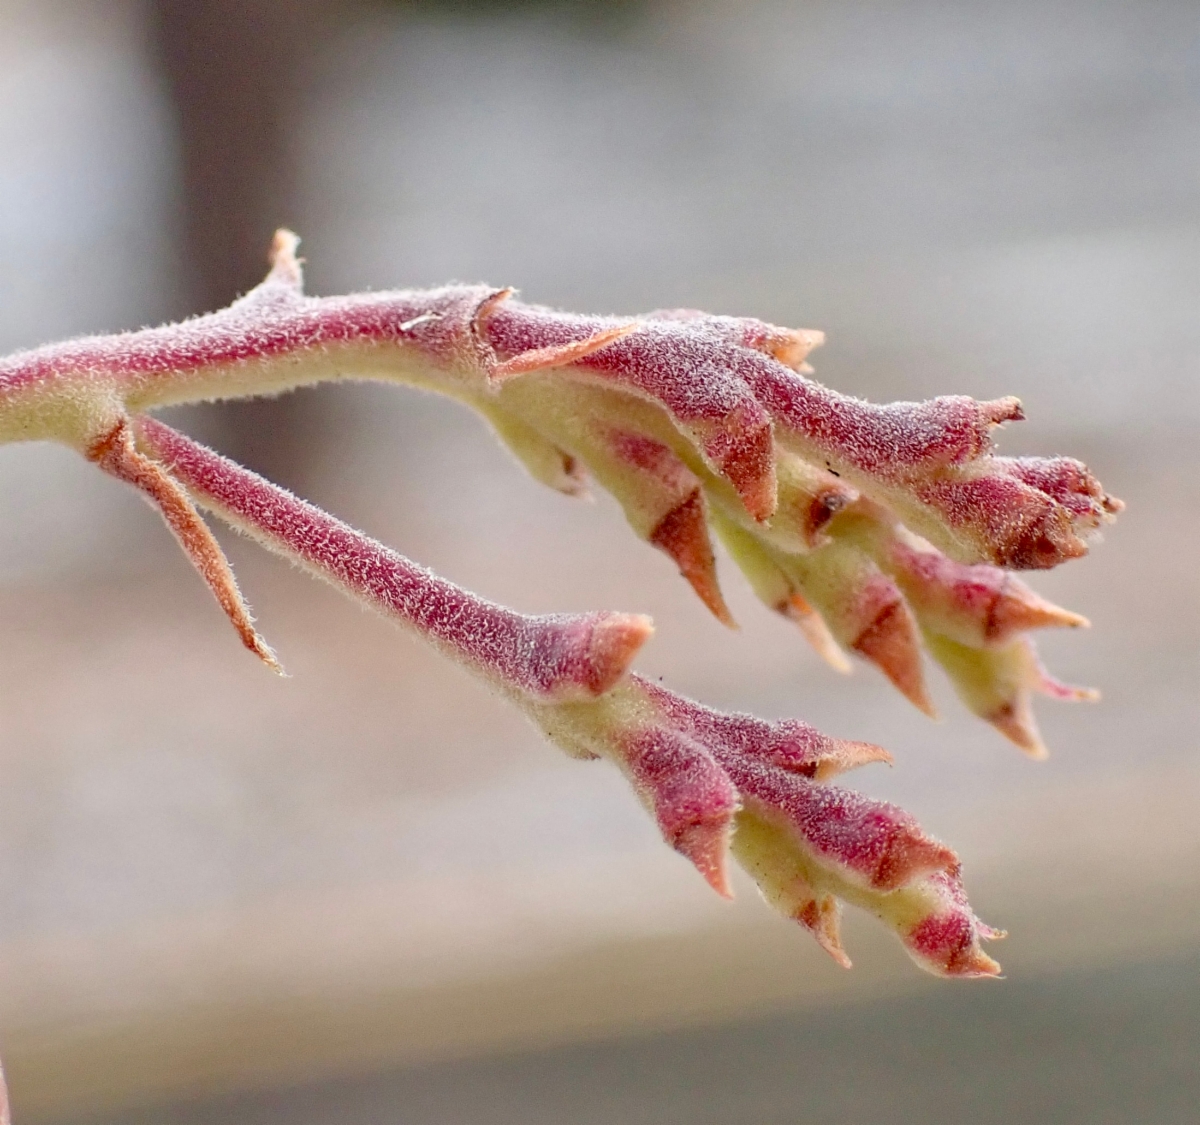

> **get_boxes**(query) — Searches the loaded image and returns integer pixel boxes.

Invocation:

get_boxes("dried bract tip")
[92,418,282,673]
[990,585,1090,638]
[810,739,893,782]
[491,322,639,380]
[781,593,853,672]
[983,396,1025,426]
[649,491,735,626]
[267,227,304,288]
[988,697,1049,760]
[799,894,852,968]
[761,326,827,370]
[676,821,737,899]
[1036,672,1100,704]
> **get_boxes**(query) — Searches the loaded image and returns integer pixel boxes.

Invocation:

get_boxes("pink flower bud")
[615,725,741,898]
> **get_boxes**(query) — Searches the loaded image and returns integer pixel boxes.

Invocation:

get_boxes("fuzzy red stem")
[135,416,651,703]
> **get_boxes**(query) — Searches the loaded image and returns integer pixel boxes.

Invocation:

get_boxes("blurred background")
[0,0,1197,1121]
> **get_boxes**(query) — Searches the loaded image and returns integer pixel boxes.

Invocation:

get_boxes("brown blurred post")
[149,0,342,481]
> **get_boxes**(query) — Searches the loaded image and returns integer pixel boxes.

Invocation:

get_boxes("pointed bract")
[89,417,282,673]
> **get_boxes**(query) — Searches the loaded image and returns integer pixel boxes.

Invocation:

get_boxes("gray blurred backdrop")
[0,1,1197,1122]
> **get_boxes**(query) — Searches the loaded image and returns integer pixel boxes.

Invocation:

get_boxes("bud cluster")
[0,229,1124,1115]
[138,419,1003,978]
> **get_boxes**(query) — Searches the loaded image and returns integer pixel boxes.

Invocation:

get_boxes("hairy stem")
[135,416,651,704]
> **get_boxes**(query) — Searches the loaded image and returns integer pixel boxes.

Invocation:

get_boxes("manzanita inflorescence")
[0,231,1123,1114]
[0,233,1119,753]
[137,416,1001,977]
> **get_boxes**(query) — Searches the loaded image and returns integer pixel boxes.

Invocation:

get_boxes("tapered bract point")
[650,492,734,626]
[718,419,778,523]
[267,228,303,288]
[984,396,1024,425]
[584,613,655,695]
[92,418,281,674]
[768,327,826,370]
[676,821,735,899]
[990,584,1091,638]
[852,601,936,717]
[781,594,852,673]
[1035,669,1100,703]
[988,699,1048,759]
[935,943,1004,978]
[797,896,851,968]
[492,322,639,379]
[813,740,892,781]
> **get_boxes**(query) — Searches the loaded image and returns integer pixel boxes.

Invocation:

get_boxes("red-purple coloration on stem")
[137,416,651,703]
